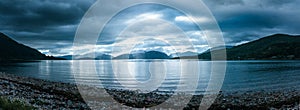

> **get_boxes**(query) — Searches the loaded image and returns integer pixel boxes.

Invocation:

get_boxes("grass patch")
[0,97,35,110]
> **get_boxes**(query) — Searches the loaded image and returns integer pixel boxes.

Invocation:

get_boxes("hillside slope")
[0,33,64,60]
[185,34,300,60]
[226,34,300,60]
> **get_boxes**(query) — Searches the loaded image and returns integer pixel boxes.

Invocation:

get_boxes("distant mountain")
[114,51,170,59]
[60,54,112,60]
[113,54,130,59]
[95,54,112,60]
[58,55,72,60]
[129,51,170,59]
[0,32,65,60]
[196,34,300,60]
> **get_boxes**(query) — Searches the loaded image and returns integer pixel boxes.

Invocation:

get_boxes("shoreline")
[0,72,88,109]
[0,72,299,109]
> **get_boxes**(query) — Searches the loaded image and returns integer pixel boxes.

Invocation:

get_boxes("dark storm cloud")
[0,0,96,51]
[204,0,244,5]
[0,0,94,29]
[0,0,299,56]
[203,0,300,45]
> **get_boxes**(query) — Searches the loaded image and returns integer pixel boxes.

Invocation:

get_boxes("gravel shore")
[0,73,88,109]
[0,72,299,110]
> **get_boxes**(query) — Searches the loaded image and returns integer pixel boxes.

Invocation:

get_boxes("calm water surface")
[0,60,299,94]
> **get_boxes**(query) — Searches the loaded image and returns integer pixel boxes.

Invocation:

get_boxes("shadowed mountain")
[0,33,65,60]
[61,54,112,60]
[58,55,73,60]
[129,51,170,59]
[225,34,300,60]
[176,34,300,60]
[95,54,112,60]
[114,51,170,59]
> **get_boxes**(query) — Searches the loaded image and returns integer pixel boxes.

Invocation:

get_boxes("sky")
[0,0,299,57]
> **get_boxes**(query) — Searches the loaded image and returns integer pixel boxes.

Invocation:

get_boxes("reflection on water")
[0,60,299,94]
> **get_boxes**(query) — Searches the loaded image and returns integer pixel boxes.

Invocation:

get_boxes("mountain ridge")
[0,32,65,60]
[129,51,170,59]
[179,34,300,60]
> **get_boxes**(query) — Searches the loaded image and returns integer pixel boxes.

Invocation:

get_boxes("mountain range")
[1,32,299,60]
[128,51,170,59]
[85,51,170,60]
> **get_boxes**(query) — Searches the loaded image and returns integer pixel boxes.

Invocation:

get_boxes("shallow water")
[0,60,299,94]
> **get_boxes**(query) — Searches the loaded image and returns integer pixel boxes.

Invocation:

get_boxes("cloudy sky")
[0,0,299,57]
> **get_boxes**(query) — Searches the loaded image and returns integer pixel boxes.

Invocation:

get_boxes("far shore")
[0,72,299,109]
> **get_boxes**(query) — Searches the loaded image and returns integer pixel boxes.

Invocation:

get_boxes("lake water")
[0,60,299,94]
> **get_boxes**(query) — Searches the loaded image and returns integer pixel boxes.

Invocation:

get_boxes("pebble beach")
[0,72,299,110]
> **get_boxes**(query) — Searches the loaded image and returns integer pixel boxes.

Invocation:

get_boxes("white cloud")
[175,16,191,22]
[175,16,211,23]
[235,41,250,46]
[39,49,50,54]
[125,13,163,24]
